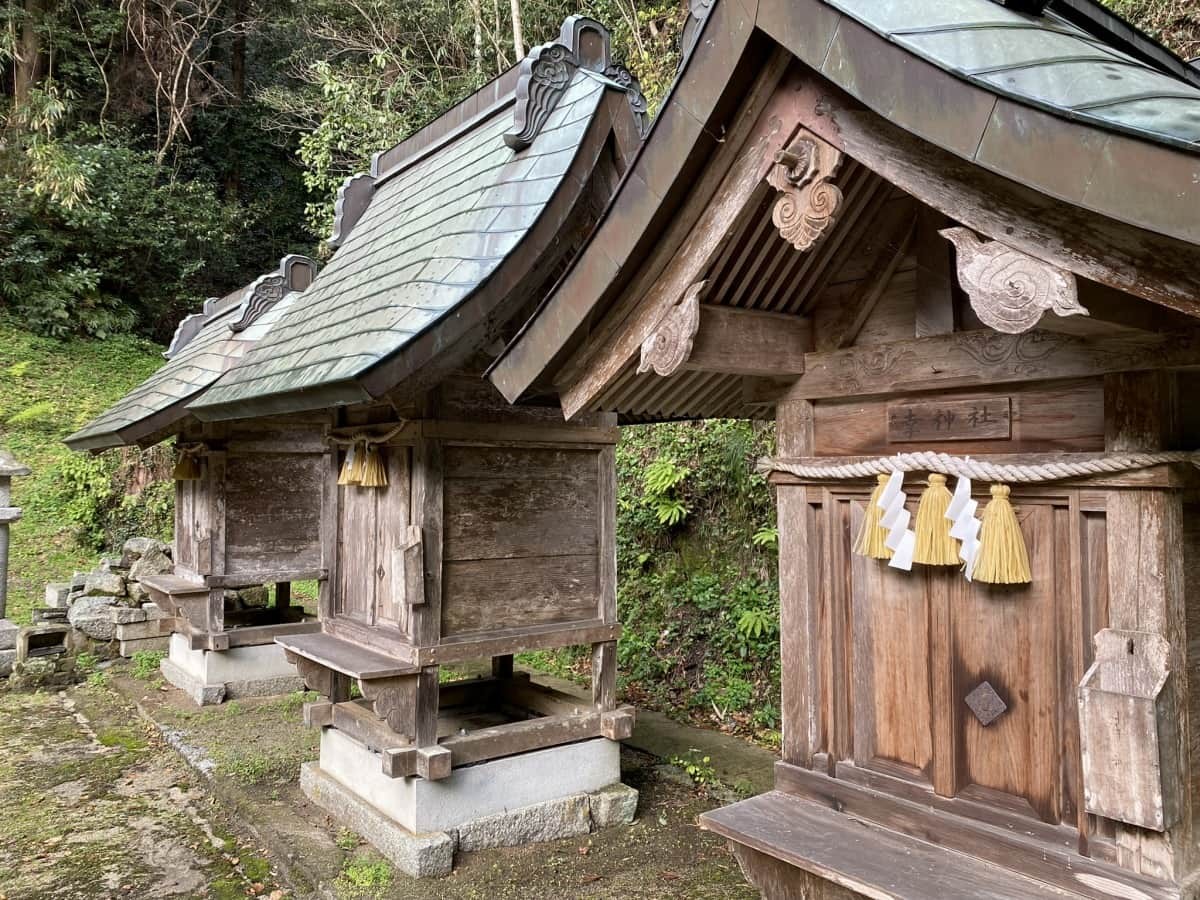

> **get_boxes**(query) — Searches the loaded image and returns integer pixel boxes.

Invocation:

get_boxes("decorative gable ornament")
[229,255,317,334]
[940,227,1088,334]
[637,281,704,377]
[329,172,376,248]
[766,132,844,251]
[505,16,648,152]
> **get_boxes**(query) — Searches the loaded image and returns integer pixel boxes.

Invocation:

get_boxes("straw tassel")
[973,484,1031,584]
[854,474,893,560]
[359,443,388,488]
[913,473,959,565]
[172,446,202,481]
[338,442,363,486]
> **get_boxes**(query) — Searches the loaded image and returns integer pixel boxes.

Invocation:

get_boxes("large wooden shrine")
[75,16,646,874]
[489,1,1200,897]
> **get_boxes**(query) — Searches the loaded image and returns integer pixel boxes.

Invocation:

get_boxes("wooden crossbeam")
[783,329,1200,402]
[681,306,811,377]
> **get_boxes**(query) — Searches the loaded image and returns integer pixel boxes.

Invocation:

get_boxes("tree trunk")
[509,0,523,60]
[13,0,45,108]
[470,0,484,77]
[224,0,247,199]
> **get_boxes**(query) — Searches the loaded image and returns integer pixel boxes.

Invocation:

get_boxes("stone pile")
[42,536,175,657]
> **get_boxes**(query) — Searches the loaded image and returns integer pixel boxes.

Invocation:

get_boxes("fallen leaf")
[576,846,590,856]
[580,874,604,883]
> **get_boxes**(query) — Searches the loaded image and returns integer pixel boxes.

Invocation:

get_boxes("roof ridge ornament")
[504,15,647,152]
[329,172,376,248]
[229,255,317,333]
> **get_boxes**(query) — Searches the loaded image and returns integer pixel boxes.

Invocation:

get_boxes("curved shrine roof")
[191,70,609,418]
[828,0,1200,152]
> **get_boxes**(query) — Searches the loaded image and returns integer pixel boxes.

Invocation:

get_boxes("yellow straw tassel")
[338,443,362,486]
[913,473,959,566]
[359,444,388,488]
[854,474,893,560]
[172,449,201,481]
[973,484,1032,584]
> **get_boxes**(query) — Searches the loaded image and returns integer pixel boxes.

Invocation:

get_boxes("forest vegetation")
[0,0,1196,743]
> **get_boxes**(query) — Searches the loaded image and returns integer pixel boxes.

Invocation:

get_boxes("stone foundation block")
[0,648,16,677]
[454,794,591,853]
[107,606,148,625]
[160,633,302,705]
[0,619,18,651]
[116,620,165,641]
[301,763,454,878]
[588,782,639,828]
[44,583,71,608]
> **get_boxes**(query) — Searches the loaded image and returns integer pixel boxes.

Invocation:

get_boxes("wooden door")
[838,486,1099,830]
[333,445,412,637]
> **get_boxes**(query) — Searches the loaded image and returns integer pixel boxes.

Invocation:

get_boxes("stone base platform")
[302,728,638,877]
[160,633,304,705]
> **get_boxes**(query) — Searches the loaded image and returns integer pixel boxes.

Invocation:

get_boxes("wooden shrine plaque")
[887,397,1011,443]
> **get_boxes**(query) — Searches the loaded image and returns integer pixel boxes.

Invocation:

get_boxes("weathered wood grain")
[785,329,1200,402]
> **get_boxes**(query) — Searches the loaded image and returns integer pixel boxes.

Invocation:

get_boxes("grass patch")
[97,727,147,751]
[336,855,394,898]
[130,650,165,680]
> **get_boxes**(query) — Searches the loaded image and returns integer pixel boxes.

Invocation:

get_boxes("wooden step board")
[275,631,416,680]
[138,573,209,599]
[700,792,1085,900]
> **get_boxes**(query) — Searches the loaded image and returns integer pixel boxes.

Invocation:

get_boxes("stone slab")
[301,763,455,878]
[44,583,71,608]
[0,648,16,677]
[0,619,18,651]
[589,782,639,828]
[454,793,591,853]
[107,606,148,625]
[319,728,621,834]
[162,633,303,706]
[116,620,166,641]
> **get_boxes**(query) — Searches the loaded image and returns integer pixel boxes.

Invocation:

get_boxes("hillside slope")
[0,315,170,624]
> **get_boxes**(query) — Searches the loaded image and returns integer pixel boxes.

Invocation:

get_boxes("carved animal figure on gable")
[940,227,1088,334]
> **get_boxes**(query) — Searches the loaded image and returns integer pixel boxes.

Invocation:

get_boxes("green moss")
[336,855,394,897]
[240,854,272,882]
[96,727,147,751]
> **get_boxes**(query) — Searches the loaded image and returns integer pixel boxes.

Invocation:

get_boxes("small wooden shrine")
[67,255,327,702]
[489,1,1200,897]
[77,16,646,872]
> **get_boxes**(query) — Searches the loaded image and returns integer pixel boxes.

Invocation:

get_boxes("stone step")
[116,619,170,641]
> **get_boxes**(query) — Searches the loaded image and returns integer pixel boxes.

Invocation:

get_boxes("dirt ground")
[0,668,759,899]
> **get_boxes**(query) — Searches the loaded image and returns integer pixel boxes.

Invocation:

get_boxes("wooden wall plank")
[440,555,599,637]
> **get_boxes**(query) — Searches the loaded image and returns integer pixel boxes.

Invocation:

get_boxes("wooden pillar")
[1102,371,1192,882]
[492,655,514,679]
[591,641,616,711]
[411,437,443,648]
[275,581,292,611]
[776,400,818,767]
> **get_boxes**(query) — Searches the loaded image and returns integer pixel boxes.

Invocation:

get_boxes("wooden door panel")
[335,472,376,624]
[374,447,412,634]
[949,503,1060,823]
[850,499,933,778]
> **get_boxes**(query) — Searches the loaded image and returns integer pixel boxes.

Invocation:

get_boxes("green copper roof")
[192,70,608,416]
[64,258,314,451]
[828,0,1200,151]
[64,305,250,451]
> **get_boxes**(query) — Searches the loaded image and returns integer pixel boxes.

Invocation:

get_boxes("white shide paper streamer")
[877,470,917,571]
[946,475,981,581]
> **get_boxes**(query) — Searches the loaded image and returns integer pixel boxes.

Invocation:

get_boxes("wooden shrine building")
[489,1,1200,898]
[66,255,327,702]
[77,16,646,872]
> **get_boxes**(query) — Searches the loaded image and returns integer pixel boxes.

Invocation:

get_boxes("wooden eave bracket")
[940,227,1089,334]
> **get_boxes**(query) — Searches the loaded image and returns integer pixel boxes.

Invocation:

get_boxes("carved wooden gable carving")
[637,281,703,377]
[940,227,1088,334]
[766,131,844,252]
[505,16,647,151]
